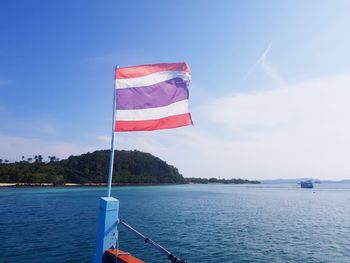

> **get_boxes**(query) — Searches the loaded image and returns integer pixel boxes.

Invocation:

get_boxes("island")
[0,150,260,186]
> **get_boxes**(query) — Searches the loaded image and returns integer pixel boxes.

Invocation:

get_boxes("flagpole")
[107,65,118,197]
[94,66,120,263]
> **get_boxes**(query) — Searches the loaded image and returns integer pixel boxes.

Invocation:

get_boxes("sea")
[1,183,350,263]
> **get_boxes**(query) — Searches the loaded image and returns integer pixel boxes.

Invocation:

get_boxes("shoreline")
[0,182,262,188]
[0,182,187,188]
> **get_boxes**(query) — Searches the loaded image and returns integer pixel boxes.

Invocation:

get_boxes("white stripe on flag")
[116,100,189,121]
[116,70,191,89]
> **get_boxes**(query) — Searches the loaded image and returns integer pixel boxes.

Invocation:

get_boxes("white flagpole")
[107,65,118,197]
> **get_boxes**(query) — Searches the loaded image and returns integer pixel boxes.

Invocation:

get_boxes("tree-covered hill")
[185,177,260,184]
[0,150,261,185]
[0,150,184,185]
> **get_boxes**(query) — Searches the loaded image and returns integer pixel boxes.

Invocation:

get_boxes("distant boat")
[300,180,314,188]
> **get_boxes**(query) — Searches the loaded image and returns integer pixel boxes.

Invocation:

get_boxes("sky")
[1,0,350,180]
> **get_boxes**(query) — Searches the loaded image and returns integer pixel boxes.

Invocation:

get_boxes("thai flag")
[115,62,193,132]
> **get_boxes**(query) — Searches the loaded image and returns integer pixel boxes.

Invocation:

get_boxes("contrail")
[243,43,272,81]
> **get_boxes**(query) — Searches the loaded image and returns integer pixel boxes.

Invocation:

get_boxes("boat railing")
[119,219,186,263]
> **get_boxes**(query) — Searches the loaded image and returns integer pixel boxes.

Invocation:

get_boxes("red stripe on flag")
[115,113,193,132]
[116,62,190,79]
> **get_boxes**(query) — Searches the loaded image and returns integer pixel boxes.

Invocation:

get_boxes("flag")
[115,62,193,132]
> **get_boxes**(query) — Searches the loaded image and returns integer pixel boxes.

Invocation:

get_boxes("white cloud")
[114,73,350,180]
[203,74,350,180]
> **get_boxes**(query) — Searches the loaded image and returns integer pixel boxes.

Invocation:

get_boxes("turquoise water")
[1,184,350,263]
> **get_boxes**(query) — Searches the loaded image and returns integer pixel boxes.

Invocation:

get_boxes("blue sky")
[1,0,350,179]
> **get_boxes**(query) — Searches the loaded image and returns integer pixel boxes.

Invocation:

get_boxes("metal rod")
[107,66,118,197]
[119,220,185,263]
[120,220,171,257]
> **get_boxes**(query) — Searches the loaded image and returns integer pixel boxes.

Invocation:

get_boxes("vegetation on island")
[0,150,183,185]
[0,150,260,185]
[185,177,260,184]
